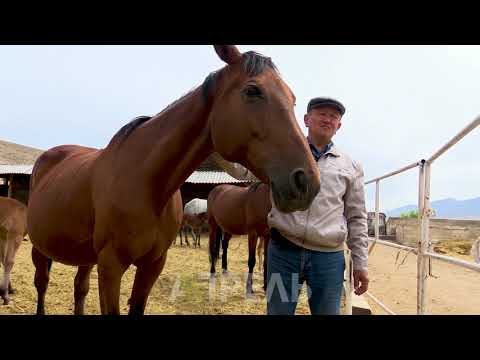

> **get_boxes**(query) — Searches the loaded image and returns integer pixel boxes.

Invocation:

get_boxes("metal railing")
[347,115,480,315]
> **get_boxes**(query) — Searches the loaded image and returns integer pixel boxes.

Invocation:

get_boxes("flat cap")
[307,97,345,115]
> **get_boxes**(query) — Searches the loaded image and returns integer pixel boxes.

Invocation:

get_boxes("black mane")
[110,51,278,146]
[108,115,152,146]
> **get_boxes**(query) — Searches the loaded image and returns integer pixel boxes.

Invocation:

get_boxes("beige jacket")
[210,147,369,271]
[267,144,369,271]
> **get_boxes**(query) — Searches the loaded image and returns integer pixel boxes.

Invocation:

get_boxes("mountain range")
[386,197,480,220]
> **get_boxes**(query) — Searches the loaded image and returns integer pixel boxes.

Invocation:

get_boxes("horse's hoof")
[2,297,10,305]
[222,269,229,276]
[245,291,256,300]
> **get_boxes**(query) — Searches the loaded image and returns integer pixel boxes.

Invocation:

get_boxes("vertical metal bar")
[419,162,432,314]
[417,161,426,315]
[344,249,353,315]
[368,181,380,255]
[375,180,380,241]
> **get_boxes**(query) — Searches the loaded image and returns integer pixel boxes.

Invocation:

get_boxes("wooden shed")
[0,138,253,206]
[0,139,43,204]
[180,155,254,206]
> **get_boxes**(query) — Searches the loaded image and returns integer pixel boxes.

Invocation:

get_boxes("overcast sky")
[0,45,479,211]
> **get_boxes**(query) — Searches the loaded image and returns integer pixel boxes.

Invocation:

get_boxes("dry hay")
[433,239,476,258]
[1,235,322,315]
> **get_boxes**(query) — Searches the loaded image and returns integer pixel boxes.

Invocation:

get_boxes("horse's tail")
[208,217,222,263]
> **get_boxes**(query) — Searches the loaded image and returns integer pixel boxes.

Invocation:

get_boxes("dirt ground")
[2,235,478,315]
[0,235,316,315]
[367,239,480,315]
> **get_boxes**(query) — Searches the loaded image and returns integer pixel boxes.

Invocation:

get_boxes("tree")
[400,210,418,218]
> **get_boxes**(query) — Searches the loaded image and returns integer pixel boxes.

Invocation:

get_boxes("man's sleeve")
[209,152,259,181]
[344,161,369,271]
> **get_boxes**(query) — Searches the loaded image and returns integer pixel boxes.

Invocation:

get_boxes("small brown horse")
[208,182,271,295]
[27,45,320,315]
[176,212,209,247]
[0,197,28,305]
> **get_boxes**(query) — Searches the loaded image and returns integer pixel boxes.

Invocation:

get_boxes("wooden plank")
[352,293,372,315]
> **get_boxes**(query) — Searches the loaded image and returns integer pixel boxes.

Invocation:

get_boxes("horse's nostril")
[290,169,308,196]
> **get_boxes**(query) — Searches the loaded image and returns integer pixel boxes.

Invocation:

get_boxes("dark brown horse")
[208,182,271,295]
[0,197,28,305]
[27,45,320,315]
[176,212,209,247]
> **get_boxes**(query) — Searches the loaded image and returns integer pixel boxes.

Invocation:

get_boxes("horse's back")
[31,145,99,189]
[208,184,249,234]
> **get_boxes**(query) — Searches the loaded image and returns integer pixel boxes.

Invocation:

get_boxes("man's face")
[304,106,342,141]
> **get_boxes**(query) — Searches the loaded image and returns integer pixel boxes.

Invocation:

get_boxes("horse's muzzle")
[271,168,320,213]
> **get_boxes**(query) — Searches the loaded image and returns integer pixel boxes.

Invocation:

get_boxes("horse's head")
[207,45,320,213]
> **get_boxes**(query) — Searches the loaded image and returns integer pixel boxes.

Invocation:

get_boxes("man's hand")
[353,270,369,295]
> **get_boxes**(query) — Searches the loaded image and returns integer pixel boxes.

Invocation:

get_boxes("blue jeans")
[266,229,345,315]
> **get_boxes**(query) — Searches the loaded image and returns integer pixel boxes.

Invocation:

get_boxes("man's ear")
[335,121,342,133]
[304,114,310,128]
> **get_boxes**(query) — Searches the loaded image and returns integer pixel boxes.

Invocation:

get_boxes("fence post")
[417,160,425,314]
[344,249,353,315]
[375,180,380,241]
[368,180,380,255]
[7,174,13,198]
[417,160,431,314]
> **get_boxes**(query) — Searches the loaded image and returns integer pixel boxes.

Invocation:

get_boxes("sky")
[0,45,479,212]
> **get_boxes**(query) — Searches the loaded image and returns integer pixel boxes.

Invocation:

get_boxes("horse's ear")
[214,45,242,64]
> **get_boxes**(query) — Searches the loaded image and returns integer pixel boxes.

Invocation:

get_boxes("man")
[266,97,369,315]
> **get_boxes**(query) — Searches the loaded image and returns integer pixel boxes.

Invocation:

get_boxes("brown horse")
[208,182,271,295]
[0,197,28,305]
[176,212,209,247]
[27,45,320,315]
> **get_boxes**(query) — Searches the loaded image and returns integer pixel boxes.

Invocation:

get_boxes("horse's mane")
[109,50,278,147]
[108,115,152,147]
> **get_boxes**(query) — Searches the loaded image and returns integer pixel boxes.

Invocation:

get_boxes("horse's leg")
[257,237,264,273]
[97,244,129,315]
[262,236,269,292]
[246,233,258,295]
[74,265,94,315]
[128,253,168,316]
[0,233,22,304]
[196,229,200,248]
[32,246,53,314]
[185,227,191,247]
[221,232,231,274]
[209,220,220,277]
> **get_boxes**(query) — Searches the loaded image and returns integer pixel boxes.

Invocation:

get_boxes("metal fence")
[345,115,480,315]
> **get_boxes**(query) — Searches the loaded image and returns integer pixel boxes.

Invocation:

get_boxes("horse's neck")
[135,87,213,213]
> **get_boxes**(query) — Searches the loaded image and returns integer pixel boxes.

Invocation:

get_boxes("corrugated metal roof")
[185,171,253,184]
[0,164,34,175]
[0,165,251,185]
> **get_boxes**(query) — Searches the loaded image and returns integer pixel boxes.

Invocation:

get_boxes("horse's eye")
[243,85,263,99]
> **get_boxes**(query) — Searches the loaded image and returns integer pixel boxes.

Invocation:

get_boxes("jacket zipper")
[302,207,311,246]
